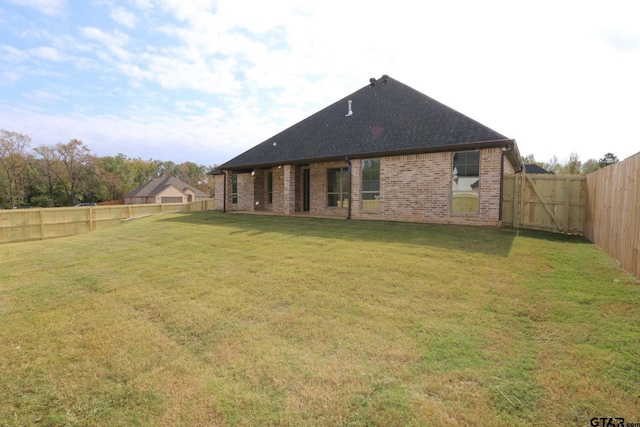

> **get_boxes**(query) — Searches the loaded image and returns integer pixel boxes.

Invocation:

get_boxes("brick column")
[213,174,225,210]
[225,172,233,211]
[283,164,296,215]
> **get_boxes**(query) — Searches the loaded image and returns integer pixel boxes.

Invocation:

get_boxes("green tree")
[99,154,134,200]
[598,152,619,168]
[35,139,95,206]
[176,161,208,189]
[129,158,161,189]
[32,146,66,206]
[0,129,31,208]
[581,159,600,174]
[564,152,581,175]
[543,156,562,174]
[522,154,545,167]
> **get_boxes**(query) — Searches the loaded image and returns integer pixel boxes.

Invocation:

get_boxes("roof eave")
[218,139,517,172]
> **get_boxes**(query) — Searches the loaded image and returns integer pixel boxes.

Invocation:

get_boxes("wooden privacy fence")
[584,153,640,278]
[502,174,586,234]
[0,199,215,244]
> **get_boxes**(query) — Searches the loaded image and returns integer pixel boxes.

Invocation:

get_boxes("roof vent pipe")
[345,100,353,117]
[369,78,376,86]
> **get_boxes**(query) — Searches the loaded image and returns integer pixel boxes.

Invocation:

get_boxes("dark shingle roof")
[125,176,209,198]
[220,75,513,170]
[524,164,554,174]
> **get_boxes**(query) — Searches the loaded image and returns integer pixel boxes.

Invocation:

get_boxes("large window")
[267,172,273,204]
[361,159,380,210]
[232,174,238,204]
[452,151,480,213]
[327,167,349,207]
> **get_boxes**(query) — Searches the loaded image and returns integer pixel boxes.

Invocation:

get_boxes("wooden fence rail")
[0,199,215,244]
[584,153,640,278]
[502,174,586,235]
[503,153,639,278]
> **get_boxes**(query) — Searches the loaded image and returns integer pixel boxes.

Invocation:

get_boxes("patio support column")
[283,164,295,216]
[225,172,233,212]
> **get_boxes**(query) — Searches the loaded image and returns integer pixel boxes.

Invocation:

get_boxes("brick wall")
[213,175,224,210]
[217,172,255,212]
[216,148,509,226]
[351,148,504,226]
[307,161,349,217]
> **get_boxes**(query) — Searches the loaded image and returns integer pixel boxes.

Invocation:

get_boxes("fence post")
[513,174,521,230]
[39,209,45,240]
[564,177,571,233]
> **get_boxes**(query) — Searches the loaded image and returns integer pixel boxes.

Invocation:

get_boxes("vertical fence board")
[503,173,586,235]
[585,153,640,277]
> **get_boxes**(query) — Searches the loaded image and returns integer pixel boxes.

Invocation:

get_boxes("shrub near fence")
[0,199,215,244]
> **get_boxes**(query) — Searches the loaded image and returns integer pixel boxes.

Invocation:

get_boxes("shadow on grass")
[514,228,592,245]
[157,211,533,258]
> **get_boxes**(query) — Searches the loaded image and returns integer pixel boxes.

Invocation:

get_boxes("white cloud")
[23,89,68,103]
[602,28,640,52]
[7,0,67,16]
[79,27,133,62]
[2,0,639,165]
[0,105,275,164]
[29,46,63,61]
[128,51,241,95]
[110,6,138,29]
[1,45,29,63]
[174,100,208,112]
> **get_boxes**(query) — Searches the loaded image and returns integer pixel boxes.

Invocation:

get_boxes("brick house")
[212,75,523,226]
[124,176,209,205]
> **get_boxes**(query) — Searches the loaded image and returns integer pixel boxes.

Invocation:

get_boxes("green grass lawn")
[1,212,638,426]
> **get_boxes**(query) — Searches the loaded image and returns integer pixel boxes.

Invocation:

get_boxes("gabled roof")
[125,176,209,198]
[220,75,520,170]
[524,164,554,174]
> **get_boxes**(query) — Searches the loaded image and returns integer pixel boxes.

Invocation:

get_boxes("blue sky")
[1,0,639,166]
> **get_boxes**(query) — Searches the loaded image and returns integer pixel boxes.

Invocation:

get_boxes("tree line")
[1,127,622,208]
[522,152,619,175]
[0,129,214,209]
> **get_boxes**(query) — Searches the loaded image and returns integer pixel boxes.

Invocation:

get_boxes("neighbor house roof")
[524,164,554,174]
[219,75,522,171]
[125,176,209,198]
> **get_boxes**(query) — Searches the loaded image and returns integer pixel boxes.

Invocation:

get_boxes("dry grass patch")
[1,212,638,426]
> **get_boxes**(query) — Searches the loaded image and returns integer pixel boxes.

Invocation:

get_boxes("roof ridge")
[219,75,511,170]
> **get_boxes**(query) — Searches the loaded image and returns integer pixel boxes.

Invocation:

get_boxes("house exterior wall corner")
[283,164,296,215]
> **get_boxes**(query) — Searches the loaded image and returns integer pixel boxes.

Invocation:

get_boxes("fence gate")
[502,174,586,234]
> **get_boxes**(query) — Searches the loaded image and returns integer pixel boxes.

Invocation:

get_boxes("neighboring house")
[524,164,554,174]
[212,75,523,227]
[124,176,209,205]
